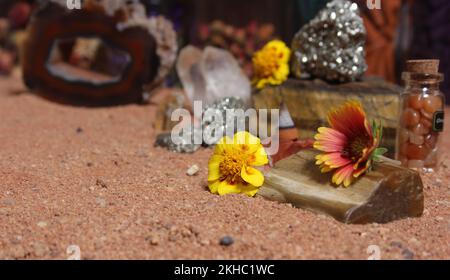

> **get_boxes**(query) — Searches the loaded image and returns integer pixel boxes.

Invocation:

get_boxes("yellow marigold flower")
[252,40,291,89]
[208,131,269,197]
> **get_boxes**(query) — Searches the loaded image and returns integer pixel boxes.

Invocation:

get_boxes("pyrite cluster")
[155,97,246,153]
[291,0,367,83]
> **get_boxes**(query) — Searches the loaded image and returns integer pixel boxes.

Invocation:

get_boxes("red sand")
[0,75,448,260]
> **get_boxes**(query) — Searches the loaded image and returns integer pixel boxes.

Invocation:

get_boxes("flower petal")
[332,164,354,187]
[327,100,368,139]
[315,152,352,169]
[217,181,241,195]
[251,146,269,166]
[353,159,371,178]
[208,153,224,182]
[208,159,221,182]
[238,182,260,197]
[233,131,260,146]
[208,180,221,194]
[314,127,347,152]
[214,136,233,154]
[274,63,290,81]
[241,166,264,187]
[320,164,334,173]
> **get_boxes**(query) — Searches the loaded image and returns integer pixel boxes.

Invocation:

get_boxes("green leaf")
[375,147,388,155]
[371,120,384,144]
[371,147,388,162]
[372,120,377,136]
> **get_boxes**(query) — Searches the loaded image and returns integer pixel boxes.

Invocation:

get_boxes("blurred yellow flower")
[208,131,269,197]
[252,40,291,89]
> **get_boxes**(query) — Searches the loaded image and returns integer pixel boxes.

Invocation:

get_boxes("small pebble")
[1,198,15,206]
[390,241,403,248]
[402,248,414,260]
[186,164,200,176]
[219,236,234,246]
[37,221,47,228]
[10,235,23,245]
[10,245,26,259]
[136,150,148,158]
[150,235,159,246]
[96,179,108,189]
[165,187,176,193]
[32,242,48,257]
[409,237,421,246]
[76,127,83,133]
[200,239,210,246]
[96,198,107,208]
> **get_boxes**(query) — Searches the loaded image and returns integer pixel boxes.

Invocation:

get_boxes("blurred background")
[0,0,449,103]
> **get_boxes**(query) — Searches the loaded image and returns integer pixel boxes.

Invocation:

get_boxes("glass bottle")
[396,60,445,172]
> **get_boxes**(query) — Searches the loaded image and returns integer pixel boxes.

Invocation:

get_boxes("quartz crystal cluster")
[154,127,201,154]
[291,0,367,83]
[158,45,251,153]
[177,45,251,112]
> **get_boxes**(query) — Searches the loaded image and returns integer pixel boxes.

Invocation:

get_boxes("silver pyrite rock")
[291,0,367,83]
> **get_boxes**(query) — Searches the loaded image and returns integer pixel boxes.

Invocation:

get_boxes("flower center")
[219,151,245,184]
[343,135,370,161]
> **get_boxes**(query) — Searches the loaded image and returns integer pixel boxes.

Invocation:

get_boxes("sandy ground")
[0,75,449,260]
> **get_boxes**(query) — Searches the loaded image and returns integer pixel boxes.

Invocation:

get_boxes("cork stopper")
[406,59,440,74]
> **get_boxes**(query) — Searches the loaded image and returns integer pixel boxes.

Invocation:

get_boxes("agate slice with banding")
[22,1,176,105]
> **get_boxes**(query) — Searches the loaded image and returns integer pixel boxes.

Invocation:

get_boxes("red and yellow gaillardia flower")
[208,131,269,197]
[252,40,291,90]
[314,101,385,187]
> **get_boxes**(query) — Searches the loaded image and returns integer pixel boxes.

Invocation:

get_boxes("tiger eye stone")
[406,144,429,160]
[423,95,442,113]
[259,149,424,224]
[408,94,423,110]
[401,108,420,127]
